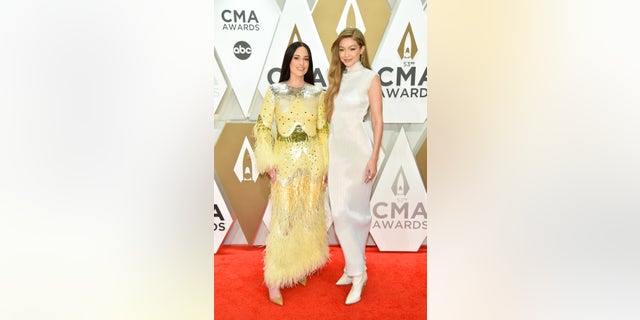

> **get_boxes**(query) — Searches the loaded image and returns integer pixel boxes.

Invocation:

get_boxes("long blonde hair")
[325,27,371,121]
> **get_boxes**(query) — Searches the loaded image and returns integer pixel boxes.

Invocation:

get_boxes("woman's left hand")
[364,159,378,184]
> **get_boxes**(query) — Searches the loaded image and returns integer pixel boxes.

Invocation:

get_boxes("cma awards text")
[221,9,260,31]
[379,66,427,98]
[213,204,227,231]
[372,202,427,230]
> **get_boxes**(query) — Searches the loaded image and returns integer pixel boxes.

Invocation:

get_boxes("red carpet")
[214,245,427,319]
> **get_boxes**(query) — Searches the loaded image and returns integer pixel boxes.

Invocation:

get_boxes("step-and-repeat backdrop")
[213,0,427,253]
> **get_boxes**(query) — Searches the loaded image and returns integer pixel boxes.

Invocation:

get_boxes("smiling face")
[338,37,365,68]
[289,46,310,79]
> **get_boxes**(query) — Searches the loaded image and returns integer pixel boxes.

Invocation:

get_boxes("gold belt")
[277,128,316,142]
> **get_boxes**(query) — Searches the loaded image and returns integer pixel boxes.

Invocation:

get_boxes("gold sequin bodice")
[253,82,329,175]
[258,82,325,138]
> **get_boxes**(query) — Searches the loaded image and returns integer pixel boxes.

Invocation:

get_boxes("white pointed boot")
[345,272,367,305]
[336,273,352,285]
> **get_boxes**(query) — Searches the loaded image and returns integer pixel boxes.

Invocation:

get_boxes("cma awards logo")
[372,166,427,230]
[221,9,260,31]
[391,166,410,197]
[266,25,327,87]
[233,137,258,183]
[397,23,418,66]
[377,23,427,99]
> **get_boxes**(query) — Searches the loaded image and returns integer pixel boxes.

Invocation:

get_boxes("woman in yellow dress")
[253,42,329,306]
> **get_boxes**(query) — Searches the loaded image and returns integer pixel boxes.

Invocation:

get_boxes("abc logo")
[233,41,252,60]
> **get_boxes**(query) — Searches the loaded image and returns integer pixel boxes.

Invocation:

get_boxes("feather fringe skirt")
[263,140,329,288]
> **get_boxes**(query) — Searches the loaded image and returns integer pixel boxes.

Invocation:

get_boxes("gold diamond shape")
[313,0,391,62]
[214,122,270,244]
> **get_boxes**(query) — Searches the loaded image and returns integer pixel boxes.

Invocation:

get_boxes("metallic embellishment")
[277,125,316,143]
[271,82,323,99]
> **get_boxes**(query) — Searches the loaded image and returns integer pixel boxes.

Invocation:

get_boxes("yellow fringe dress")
[253,82,329,288]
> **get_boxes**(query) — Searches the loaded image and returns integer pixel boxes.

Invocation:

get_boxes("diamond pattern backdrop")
[213,0,427,252]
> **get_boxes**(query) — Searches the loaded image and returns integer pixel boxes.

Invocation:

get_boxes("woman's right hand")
[267,166,279,183]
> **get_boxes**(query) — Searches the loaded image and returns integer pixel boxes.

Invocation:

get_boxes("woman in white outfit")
[325,27,383,305]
